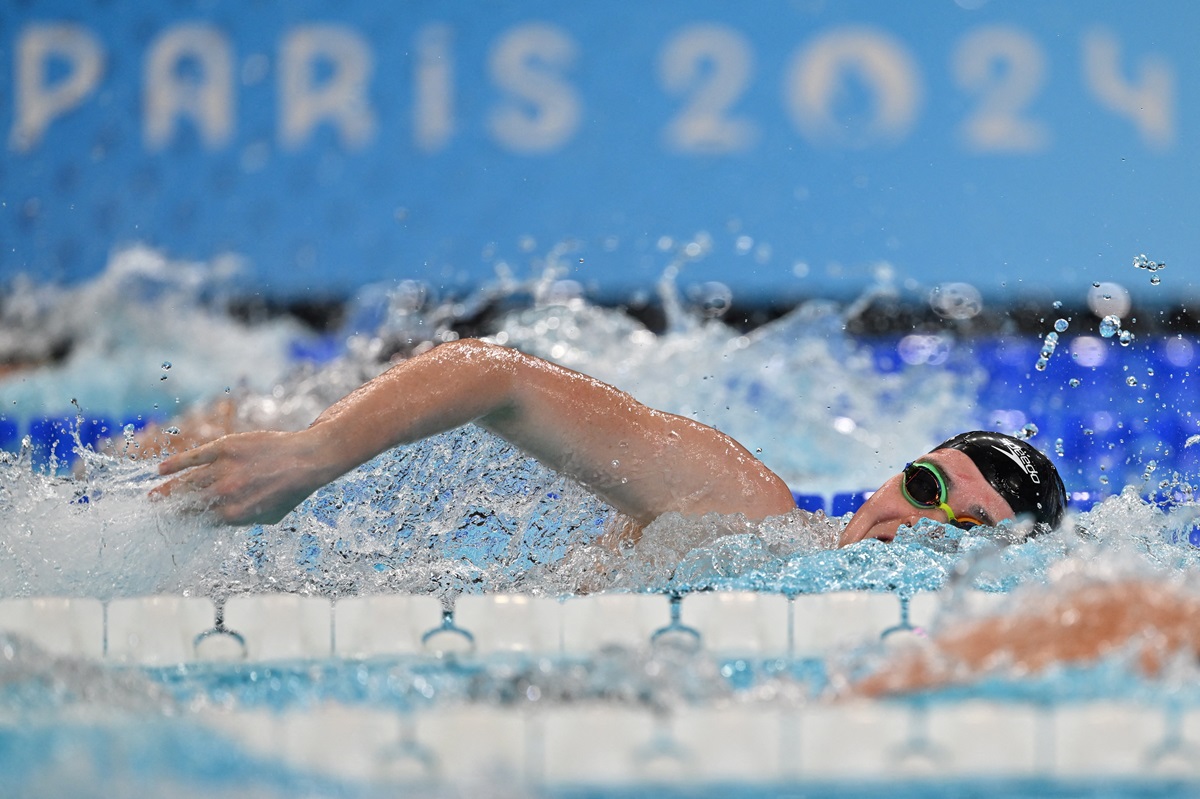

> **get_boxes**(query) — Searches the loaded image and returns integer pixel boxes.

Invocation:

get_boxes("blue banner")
[2,1,1196,303]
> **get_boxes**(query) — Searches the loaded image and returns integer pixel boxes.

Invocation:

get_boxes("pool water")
[1,248,1199,796]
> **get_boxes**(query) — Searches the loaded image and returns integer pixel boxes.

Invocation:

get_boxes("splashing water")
[0,247,997,602]
[0,246,300,422]
[0,440,229,599]
[1,246,1197,609]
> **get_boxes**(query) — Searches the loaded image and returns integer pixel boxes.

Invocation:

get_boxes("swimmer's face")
[838,448,1016,547]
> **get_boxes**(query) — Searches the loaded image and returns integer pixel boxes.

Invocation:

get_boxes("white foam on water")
[0,246,300,421]
[0,443,233,599]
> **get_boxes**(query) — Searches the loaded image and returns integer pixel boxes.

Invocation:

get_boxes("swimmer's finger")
[158,441,221,475]
[149,464,219,500]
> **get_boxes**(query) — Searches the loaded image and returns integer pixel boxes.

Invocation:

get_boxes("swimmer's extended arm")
[155,338,796,526]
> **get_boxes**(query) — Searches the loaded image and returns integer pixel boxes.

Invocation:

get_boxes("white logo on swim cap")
[991,439,1041,484]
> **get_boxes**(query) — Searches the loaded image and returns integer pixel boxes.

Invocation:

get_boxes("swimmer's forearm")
[301,339,526,480]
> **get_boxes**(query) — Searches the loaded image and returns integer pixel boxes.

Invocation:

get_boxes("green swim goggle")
[901,461,985,531]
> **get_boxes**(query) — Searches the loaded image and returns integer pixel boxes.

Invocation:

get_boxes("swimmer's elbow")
[435,337,523,416]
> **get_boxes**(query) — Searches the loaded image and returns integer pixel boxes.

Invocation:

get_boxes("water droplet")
[1054,318,1068,333]
[1092,282,1101,288]
[1069,378,1081,388]
[122,423,136,439]
[1099,315,1120,338]
[1126,376,1138,387]
[1099,475,1109,485]
[1147,367,1155,377]
[1035,357,1048,371]
[1046,331,1059,344]
[1150,275,1162,285]
[610,459,620,469]
[161,361,172,370]
[1020,423,1038,439]
[1118,330,1134,346]
[1052,300,1063,309]
[1054,437,1064,457]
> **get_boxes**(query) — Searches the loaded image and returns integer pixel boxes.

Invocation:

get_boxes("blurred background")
[2,0,1198,497]
[2,0,1194,309]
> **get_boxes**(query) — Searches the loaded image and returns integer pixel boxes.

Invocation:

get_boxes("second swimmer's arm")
[157,338,795,526]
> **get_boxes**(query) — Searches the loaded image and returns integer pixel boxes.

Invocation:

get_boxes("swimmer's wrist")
[294,424,358,487]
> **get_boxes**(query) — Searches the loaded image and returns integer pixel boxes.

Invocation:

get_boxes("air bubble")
[1054,318,1068,333]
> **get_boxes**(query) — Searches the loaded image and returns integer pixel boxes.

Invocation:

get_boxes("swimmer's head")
[839,430,1067,546]
[933,430,1067,533]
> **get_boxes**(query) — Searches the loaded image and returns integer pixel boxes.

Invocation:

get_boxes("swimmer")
[852,578,1200,696]
[152,338,1066,547]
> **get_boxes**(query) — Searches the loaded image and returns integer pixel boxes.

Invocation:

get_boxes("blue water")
[2,252,1200,796]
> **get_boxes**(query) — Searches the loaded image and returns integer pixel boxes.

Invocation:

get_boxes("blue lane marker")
[831,491,870,517]
[0,418,18,452]
[792,493,825,513]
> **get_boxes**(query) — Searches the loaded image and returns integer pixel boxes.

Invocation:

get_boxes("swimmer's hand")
[152,429,330,525]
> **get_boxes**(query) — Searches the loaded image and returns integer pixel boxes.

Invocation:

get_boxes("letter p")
[10,23,105,152]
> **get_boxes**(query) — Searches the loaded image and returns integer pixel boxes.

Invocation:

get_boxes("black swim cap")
[932,431,1067,532]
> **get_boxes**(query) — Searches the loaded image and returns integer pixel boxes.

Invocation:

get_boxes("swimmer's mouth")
[873,529,897,544]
